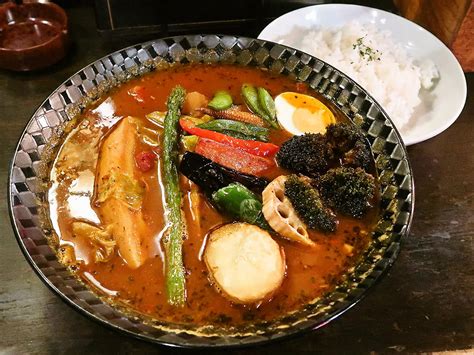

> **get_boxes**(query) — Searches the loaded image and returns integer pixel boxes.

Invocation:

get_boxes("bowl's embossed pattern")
[8,35,413,347]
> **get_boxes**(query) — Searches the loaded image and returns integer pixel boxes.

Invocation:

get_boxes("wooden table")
[1,4,473,354]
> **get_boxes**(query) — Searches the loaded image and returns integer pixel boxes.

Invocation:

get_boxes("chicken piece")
[262,175,315,246]
[204,223,286,304]
[96,116,149,269]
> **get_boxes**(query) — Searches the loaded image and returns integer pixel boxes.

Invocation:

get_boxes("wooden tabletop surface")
[1,3,473,354]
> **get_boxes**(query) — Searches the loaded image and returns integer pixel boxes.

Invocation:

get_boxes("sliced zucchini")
[204,223,286,304]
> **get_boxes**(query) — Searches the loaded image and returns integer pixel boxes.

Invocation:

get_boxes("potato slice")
[96,117,148,269]
[204,223,286,304]
[182,91,208,116]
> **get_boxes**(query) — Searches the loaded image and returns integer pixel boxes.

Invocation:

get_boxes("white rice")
[300,22,438,129]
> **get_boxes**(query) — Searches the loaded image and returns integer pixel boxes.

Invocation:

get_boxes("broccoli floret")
[276,134,328,177]
[344,139,371,168]
[319,167,376,218]
[284,175,337,233]
[276,123,371,177]
[325,123,371,170]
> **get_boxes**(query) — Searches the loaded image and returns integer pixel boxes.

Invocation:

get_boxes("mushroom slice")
[262,175,315,246]
[204,223,286,304]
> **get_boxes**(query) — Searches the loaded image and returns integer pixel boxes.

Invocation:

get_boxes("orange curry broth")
[50,64,377,326]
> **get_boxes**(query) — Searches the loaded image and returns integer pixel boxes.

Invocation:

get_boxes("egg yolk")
[281,92,336,134]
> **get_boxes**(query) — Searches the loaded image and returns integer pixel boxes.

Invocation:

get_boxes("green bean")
[208,90,233,110]
[241,84,261,114]
[257,87,278,126]
[241,84,279,128]
[197,119,269,142]
[162,85,187,307]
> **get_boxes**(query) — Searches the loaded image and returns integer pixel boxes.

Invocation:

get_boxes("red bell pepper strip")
[179,118,279,157]
[195,138,275,176]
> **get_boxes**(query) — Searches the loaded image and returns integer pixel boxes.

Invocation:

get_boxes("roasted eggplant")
[179,152,269,195]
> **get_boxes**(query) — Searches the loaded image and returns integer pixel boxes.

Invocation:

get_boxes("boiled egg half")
[275,92,336,135]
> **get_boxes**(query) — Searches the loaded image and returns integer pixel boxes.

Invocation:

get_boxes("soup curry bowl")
[9,35,413,347]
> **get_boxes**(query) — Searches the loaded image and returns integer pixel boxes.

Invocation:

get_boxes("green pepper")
[197,119,269,142]
[181,135,198,151]
[181,114,213,126]
[218,130,252,140]
[208,90,233,110]
[212,183,270,230]
[241,84,279,128]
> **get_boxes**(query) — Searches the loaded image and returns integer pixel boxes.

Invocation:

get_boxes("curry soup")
[48,64,378,327]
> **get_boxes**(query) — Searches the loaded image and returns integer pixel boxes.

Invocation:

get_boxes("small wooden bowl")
[0,2,68,71]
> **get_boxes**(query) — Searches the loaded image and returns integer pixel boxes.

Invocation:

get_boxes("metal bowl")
[8,35,414,348]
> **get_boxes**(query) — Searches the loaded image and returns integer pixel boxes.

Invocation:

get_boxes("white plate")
[258,4,467,145]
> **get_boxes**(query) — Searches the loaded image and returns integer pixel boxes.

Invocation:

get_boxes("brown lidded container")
[0,2,68,71]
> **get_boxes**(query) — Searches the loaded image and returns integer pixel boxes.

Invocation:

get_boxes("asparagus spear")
[162,85,187,306]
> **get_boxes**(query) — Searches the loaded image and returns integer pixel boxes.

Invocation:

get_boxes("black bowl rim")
[8,34,415,348]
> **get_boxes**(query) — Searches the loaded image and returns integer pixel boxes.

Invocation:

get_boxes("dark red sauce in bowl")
[0,2,68,71]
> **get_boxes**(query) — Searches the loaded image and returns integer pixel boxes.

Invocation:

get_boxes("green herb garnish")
[353,36,381,62]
